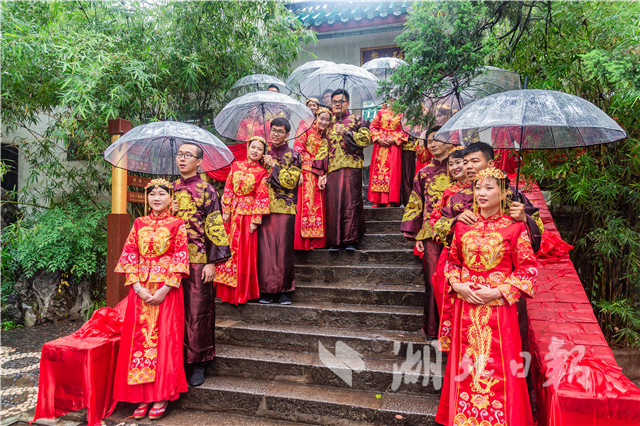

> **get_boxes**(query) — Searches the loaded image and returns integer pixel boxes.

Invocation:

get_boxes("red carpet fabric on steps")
[524,183,640,426]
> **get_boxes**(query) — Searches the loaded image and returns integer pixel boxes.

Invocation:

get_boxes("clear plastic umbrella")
[214,91,314,143]
[435,89,628,192]
[404,67,522,139]
[299,63,381,110]
[228,74,289,97]
[104,121,234,175]
[362,57,407,79]
[286,60,335,97]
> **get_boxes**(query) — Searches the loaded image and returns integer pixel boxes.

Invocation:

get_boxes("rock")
[24,307,37,328]
[1,293,23,323]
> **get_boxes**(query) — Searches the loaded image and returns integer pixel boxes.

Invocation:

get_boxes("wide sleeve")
[430,192,448,243]
[221,166,235,216]
[497,224,538,305]
[369,110,383,142]
[312,137,329,175]
[166,223,190,288]
[444,226,464,290]
[416,145,432,163]
[203,185,231,264]
[114,220,140,286]
[251,170,270,225]
[293,131,308,156]
[268,151,302,191]
[400,173,424,237]
[344,119,372,151]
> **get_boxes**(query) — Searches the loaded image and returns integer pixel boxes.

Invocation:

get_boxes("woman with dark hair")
[294,107,332,250]
[113,178,190,420]
[436,167,537,426]
[215,137,270,305]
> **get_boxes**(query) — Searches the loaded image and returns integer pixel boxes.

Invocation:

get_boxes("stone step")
[364,219,403,234]
[105,403,310,425]
[295,264,423,285]
[216,301,422,332]
[180,375,440,425]
[294,249,419,266]
[364,206,405,221]
[215,320,432,359]
[359,233,413,250]
[292,282,423,306]
[209,344,444,396]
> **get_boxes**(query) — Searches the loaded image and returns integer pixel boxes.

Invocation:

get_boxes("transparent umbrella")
[299,63,381,110]
[435,89,628,193]
[103,121,234,175]
[362,57,407,79]
[286,60,335,97]
[228,74,289,97]
[214,91,314,143]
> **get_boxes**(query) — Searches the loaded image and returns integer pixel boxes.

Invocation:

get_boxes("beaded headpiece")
[472,167,509,215]
[315,107,331,117]
[474,166,507,182]
[247,135,267,145]
[449,145,464,154]
[306,97,320,106]
[144,178,173,214]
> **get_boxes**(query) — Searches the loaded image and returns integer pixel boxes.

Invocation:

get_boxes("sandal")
[133,403,151,420]
[148,401,168,420]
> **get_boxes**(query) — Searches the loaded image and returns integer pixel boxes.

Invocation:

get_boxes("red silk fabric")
[205,143,248,182]
[525,184,640,426]
[32,301,127,426]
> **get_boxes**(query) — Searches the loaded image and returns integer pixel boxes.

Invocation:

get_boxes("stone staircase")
[181,207,444,425]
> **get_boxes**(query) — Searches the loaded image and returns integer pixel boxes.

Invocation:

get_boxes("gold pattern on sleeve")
[352,127,372,148]
[278,167,301,190]
[188,243,207,263]
[205,210,229,246]
[532,211,545,235]
[402,191,423,222]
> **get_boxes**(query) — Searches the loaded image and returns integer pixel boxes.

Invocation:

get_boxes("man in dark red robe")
[313,89,371,251]
[173,143,231,387]
[400,127,452,338]
[258,117,302,305]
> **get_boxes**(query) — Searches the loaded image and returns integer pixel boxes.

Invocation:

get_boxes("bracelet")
[134,285,142,294]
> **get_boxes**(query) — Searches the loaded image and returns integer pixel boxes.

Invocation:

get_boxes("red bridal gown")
[368,108,407,206]
[294,121,327,250]
[436,212,537,426]
[215,160,270,305]
[113,211,190,403]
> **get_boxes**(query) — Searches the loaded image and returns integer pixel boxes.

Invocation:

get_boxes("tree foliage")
[1,1,315,290]
[391,0,640,346]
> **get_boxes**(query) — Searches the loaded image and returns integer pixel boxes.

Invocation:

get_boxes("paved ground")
[1,320,82,426]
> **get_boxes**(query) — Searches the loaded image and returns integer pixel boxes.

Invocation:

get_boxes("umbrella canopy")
[299,63,381,109]
[229,74,289,96]
[435,89,627,148]
[286,60,335,96]
[214,91,314,143]
[362,57,407,79]
[104,121,234,175]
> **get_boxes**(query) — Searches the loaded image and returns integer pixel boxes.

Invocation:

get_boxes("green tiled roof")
[288,1,412,28]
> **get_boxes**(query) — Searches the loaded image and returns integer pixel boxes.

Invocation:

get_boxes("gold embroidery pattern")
[453,412,503,426]
[269,187,297,214]
[461,230,505,271]
[402,191,423,222]
[465,305,499,395]
[128,282,160,385]
[137,226,171,257]
[205,210,229,246]
[232,170,256,195]
[188,243,207,263]
[174,191,197,221]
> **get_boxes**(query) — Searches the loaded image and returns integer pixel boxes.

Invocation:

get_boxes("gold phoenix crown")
[306,97,320,106]
[145,178,173,190]
[315,107,331,117]
[248,136,267,145]
[474,166,507,182]
[449,145,464,153]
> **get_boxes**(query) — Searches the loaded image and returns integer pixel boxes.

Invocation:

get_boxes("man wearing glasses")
[313,89,371,251]
[258,117,302,305]
[173,143,231,386]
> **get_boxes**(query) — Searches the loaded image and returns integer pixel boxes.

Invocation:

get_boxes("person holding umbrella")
[313,89,371,251]
[113,179,190,420]
[401,126,453,338]
[172,143,231,387]
[216,137,270,305]
[258,117,302,305]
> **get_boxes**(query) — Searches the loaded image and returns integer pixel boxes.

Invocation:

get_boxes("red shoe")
[148,401,168,420]
[133,403,150,420]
